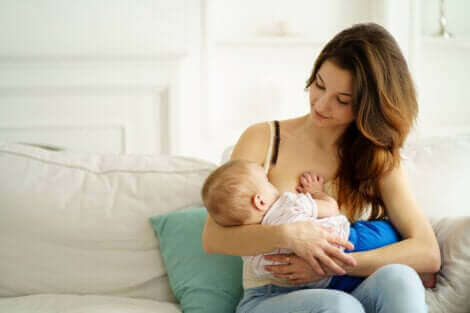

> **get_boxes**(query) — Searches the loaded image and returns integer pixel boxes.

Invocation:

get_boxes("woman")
[202,23,440,313]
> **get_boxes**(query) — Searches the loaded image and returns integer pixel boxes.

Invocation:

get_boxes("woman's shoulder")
[277,115,310,137]
[230,116,306,162]
[230,121,271,163]
[241,115,305,137]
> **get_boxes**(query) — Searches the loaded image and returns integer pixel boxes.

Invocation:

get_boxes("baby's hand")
[296,171,325,194]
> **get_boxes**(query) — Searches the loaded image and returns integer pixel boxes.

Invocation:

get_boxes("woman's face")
[309,60,355,130]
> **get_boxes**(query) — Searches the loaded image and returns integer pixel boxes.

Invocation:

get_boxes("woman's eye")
[338,99,349,105]
[315,81,325,90]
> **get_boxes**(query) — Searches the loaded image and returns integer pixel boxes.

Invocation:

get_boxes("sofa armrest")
[425,216,470,313]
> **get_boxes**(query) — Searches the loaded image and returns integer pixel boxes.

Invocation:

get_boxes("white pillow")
[402,135,470,218]
[426,217,470,313]
[0,143,216,301]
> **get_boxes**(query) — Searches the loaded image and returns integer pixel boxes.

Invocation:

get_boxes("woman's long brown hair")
[306,23,418,221]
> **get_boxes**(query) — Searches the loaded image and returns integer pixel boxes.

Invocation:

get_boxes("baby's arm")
[296,171,340,218]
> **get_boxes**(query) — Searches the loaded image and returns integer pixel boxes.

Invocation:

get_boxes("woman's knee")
[359,264,426,312]
[374,264,422,288]
[330,294,365,313]
[315,290,365,313]
[371,263,425,302]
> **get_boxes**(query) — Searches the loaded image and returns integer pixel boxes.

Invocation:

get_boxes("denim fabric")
[236,264,427,313]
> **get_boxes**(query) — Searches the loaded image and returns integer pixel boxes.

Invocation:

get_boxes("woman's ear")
[252,194,266,211]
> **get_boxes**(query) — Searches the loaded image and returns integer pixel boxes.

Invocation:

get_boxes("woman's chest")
[268,142,339,194]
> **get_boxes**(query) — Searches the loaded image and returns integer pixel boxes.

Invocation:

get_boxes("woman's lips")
[315,110,329,119]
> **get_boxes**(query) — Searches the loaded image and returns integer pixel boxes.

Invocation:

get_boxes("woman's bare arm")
[202,216,288,255]
[345,164,441,276]
[264,163,440,283]
[202,122,272,254]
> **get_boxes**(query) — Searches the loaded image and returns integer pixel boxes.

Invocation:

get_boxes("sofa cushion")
[0,294,181,313]
[150,206,243,313]
[426,217,470,313]
[0,142,216,301]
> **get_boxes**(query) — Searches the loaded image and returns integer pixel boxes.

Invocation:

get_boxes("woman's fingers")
[265,264,292,274]
[323,244,357,267]
[315,250,346,275]
[283,221,355,277]
[264,253,293,264]
[307,257,326,276]
[265,254,326,283]
[326,234,355,251]
[322,231,356,266]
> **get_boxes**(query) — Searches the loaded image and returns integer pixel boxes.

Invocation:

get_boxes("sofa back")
[1,135,469,300]
[402,135,470,218]
[0,143,215,301]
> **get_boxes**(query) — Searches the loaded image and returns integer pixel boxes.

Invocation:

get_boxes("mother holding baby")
[202,23,440,313]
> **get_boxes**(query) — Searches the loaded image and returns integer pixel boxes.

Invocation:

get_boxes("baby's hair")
[201,160,260,226]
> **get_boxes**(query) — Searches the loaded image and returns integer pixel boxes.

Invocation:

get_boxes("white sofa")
[0,137,469,313]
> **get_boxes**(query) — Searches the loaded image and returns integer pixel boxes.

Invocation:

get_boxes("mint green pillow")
[149,207,243,313]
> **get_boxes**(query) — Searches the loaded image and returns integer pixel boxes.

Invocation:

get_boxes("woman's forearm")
[202,216,288,256]
[345,237,441,276]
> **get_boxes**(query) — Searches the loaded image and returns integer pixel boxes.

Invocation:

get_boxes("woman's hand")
[280,221,356,276]
[264,253,351,285]
[264,253,326,285]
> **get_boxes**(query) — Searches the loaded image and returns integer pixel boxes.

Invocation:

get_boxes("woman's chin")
[310,113,330,126]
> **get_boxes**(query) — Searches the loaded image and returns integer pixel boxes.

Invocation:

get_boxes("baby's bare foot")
[296,171,325,194]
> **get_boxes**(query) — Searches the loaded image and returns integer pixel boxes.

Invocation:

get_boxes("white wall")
[198,0,470,162]
[0,0,469,162]
[414,0,470,137]
[0,0,198,155]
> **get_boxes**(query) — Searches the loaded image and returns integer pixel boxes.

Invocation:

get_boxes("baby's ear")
[252,194,265,211]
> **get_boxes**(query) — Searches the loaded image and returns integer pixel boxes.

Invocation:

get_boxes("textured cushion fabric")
[426,217,470,313]
[0,142,216,300]
[402,135,470,218]
[150,207,243,313]
[0,294,181,313]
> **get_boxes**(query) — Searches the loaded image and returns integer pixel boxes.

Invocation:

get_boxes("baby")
[202,159,435,291]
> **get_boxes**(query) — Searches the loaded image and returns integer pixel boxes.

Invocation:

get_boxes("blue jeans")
[236,264,427,313]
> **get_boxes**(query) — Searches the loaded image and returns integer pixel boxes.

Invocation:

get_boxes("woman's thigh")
[237,286,365,313]
[351,264,427,313]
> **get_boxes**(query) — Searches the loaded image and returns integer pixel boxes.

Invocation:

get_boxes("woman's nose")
[315,94,331,113]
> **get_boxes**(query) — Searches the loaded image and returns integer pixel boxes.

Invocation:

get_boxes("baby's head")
[201,160,279,226]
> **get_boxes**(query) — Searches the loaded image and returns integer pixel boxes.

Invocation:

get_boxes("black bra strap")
[271,120,280,165]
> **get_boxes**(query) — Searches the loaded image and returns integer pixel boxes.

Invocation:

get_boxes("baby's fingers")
[302,171,313,183]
